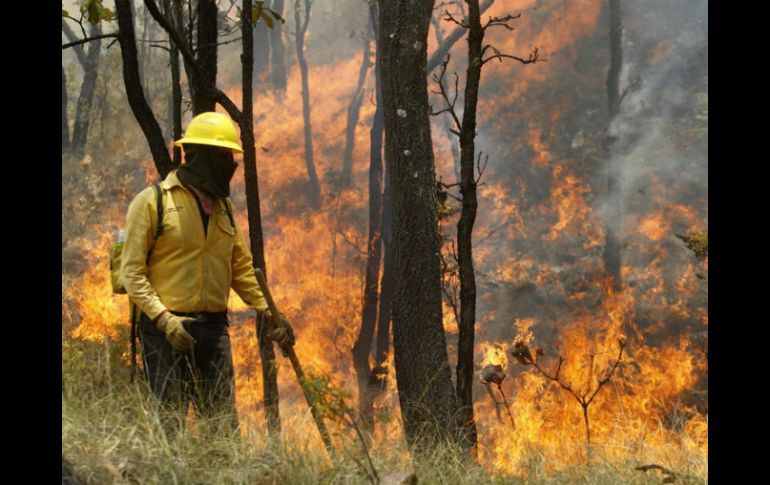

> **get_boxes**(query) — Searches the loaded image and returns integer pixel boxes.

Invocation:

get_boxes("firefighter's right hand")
[156,312,196,352]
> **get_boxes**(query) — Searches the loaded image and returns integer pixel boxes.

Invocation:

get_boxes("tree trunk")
[603,0,623,291]
[194,0,218,113]
[295,0,321,206]
[241,0,281,441]
[340,31,373,187]
[62,66,70,150]
[351,5,384,436]
[116,0,174,179]
[168,0,183,167]
[375,159,392,369]
[455,0,482,457]
[378,0,459,450]
[269,0,287,91]
[71,24,102,154]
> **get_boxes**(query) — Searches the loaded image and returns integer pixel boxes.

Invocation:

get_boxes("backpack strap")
[152,182,164,240]
[131,182,165,383]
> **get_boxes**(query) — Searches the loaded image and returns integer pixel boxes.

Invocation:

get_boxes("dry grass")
[62,338,706,485]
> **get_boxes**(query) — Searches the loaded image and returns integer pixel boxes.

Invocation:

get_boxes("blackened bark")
[295,0,321,206]
[241,0,281,440]
[341,32,373,187]
[455,0,482,457]
[71,24,102,154]
[269,0,287,90]
[375,159,392,368]
[603,0,623,291]
[116,0,173,179]
[378,0,459,450]
[62,66,70,149]
[351,5,384,435]
[194,0,218,113]
[170,0,183,167]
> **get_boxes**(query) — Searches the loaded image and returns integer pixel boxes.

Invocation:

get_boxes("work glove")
[261,310,295,348]
[156,312,196,352]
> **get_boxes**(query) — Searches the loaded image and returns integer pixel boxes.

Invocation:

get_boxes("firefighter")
[120,112,292,433]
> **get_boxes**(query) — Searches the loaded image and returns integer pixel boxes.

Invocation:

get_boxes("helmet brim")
[174,137,244,153]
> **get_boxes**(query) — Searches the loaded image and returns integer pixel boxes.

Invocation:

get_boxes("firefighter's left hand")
[268,313,295,348]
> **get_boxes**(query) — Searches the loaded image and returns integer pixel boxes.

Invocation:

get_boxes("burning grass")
[62,338,706,484]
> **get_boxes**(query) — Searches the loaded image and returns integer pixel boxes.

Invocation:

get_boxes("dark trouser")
[138,312,239,434]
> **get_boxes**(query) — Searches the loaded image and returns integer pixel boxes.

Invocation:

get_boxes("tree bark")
[116,0,174,179]
[341,30,373,187]
[168,0,183,167]
[603,0,623,291]
[241,0,281,441]
[455,0,482,457]
[71,23,102,154]
[269,0,287,91]
[194,0,218,113]
[378,0,459,450]
[351,4,383,436]
[294,0,321,206]
[62,66,70,150]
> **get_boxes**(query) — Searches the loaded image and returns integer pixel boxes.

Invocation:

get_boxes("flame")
[63,0,706,476]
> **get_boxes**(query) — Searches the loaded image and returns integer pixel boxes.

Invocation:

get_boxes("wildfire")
[62,0,706,477]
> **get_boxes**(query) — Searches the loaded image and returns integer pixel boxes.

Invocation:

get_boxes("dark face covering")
[177,144,237,198]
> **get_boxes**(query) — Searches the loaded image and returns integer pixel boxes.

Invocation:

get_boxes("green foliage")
[79,0,115,25]
[300,375,353,420]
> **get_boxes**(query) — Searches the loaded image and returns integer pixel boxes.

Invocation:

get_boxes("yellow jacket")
[120,170,268,320]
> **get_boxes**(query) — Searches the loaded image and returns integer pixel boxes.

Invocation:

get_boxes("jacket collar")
[160,170,185,191]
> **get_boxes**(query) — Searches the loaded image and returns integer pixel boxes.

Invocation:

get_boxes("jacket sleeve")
[120,188,168,320]
[229,202,269,312]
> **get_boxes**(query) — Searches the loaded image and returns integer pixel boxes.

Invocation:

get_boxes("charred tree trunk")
[603,0,623,291]
[194,0,218,113]
[241,0,280,441]
[269,0,287,90]
[71,24,102,154]
[167,0,183,167]
[376,159,392,369]
[294,0,321,206]
[455,0,482,457]
[341,31,373,187]
[62,66,70,150]
[379,0,460,450]
[351,4,383,436]
[116,0,174,178]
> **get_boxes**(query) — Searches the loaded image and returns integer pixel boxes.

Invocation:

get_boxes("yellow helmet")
[174,112,243,153]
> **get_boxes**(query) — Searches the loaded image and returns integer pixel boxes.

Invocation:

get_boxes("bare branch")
[442,10,468,29]
[586,337,626,406]
[430,57,462,132]
[482,13,521,32]
[62,33,119,50]
[482,47,542,66]
[475,151,489,185]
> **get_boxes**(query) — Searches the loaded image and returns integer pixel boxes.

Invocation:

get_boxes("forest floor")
[62,338,706,485]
